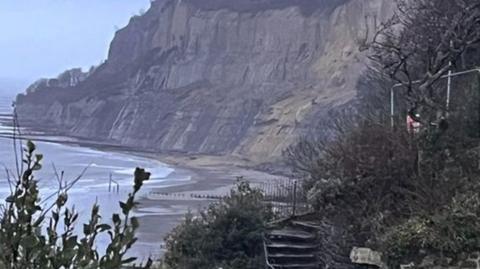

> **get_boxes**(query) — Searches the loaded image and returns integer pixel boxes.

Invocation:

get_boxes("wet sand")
[130,153,284,258]
[0,121,283,259]
[0,94,284,259]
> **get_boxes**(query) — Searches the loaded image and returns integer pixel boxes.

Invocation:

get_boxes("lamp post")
[390,68,480,129]
[446,40,454,116]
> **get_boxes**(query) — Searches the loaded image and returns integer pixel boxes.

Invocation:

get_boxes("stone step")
[268,253,316,264]
[291,221,323,231]
[268,253,316,259]
[269,263,319,269]
[267,229,315,241]
[266,243,317,250]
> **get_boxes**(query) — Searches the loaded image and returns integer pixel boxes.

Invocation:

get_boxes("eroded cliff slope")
[16,0,392,162]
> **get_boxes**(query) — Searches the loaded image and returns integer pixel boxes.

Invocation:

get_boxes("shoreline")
[0,129,283,195]
[0,127,285,258]
[126,150,285,258]
[132,154,280,255]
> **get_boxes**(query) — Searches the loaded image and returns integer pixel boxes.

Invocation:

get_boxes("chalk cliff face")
[16,0,392,162]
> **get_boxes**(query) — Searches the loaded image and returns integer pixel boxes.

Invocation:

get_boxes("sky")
[0,0,151,90]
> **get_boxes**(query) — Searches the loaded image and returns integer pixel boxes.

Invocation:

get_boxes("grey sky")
[0,0,150,86]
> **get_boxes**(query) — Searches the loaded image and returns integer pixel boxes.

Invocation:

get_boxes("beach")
[0,133,281,260]
[133,153,282,258]
[0,92,283,260]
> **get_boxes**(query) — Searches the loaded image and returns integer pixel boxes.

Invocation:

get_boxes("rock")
[400,263,415,269]
[16,0,393,161]
[350,247,385,268]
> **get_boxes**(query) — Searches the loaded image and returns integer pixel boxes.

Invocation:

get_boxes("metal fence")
[144,178,312,218]
[258,179,312,218]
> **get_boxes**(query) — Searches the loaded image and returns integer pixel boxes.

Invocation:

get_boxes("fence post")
[292,180,297,217]
[109,173,120,194]
[109,173,112,192]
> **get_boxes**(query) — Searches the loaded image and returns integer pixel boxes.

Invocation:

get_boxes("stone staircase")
[264,220,322,269]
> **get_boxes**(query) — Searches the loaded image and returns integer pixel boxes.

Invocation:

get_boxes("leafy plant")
[0,141,152,269]
[163,180,273,269]
[380,191,480,263]
[284,0,480,264]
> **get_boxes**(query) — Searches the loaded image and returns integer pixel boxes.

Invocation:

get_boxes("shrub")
[381,191,480,263]
[0,141,152,269]
[284,0,480,265]
[163,180,273,269]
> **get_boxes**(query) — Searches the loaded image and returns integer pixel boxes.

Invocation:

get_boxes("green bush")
[381,191,480,262]
[163,180,273,269]
[0,141,152,269]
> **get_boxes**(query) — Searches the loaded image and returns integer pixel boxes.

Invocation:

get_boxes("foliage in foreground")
[381,191,480,262]
[285,0,480,265]
[0,141,152,269]
[287,84,480,266]
[163,180,273,269]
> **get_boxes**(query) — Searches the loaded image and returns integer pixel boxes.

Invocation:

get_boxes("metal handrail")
[263,234,275,269]
[390,68,480,128]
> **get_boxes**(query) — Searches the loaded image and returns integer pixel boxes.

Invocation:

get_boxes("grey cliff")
[16,0,393,163]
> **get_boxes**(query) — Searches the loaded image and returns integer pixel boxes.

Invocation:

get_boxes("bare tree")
[368,0,480,119]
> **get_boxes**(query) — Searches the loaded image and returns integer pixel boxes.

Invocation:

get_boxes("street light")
[390,68,480,129]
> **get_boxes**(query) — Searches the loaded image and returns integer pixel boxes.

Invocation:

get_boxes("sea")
[0,89,188,259]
